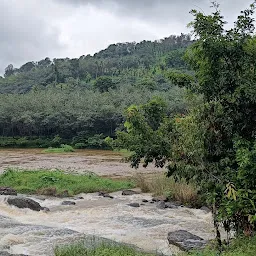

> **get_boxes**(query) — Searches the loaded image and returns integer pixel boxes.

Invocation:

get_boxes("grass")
[181,236,256,256]
[0,168,135,196]
[42,144,75,153]
[134,172,200,207]
[54,241,155,256]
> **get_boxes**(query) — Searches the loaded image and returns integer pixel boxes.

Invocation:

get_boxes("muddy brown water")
[0,148,160,177]
[0,149,216,256]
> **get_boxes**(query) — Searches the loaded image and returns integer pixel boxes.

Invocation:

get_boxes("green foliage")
[94,76,115,92]
[181,236,256,256]
[43,144,75,153]
[113,1,256,242]
[0,169,134,195]
[112,97,173,168]
[55,241,154,256]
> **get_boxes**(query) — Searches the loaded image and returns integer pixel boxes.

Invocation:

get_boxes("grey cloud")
[55,0,253,23]
[0,0,64,74]
[0,0,253,75]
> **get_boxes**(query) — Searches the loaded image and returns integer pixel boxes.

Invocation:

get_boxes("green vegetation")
[54,242,154,256]
[0,35,191,149]
[43,144,75,153]
[134,173,199,207]
[112,1,256,250]
[181,236,256,256]
[0,169,134,196]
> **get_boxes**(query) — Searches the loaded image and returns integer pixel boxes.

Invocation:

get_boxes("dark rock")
[128,203,140,208]
[165,202,178,209]
[7,197,42,211]
[122,190,140,196]
[200,206,211,213]
[149,201,155,204]
[152,196,168,202]
[142,199,148,203]
[74,196,84,200]
[0,187,17,196]
[98,192,114,199]
[156,201,166,209]
[172,201,182,206]
[167,230,207,251]
[42,207,50,212]
[61,201,76,206]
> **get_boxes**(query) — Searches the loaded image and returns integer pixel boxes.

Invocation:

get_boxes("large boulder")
[7,197,42,211]
[167,230,207,251]
[0,187,17,196]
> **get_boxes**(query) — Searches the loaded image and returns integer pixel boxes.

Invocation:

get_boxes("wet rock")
[0,187,17,196]
[142,199,149,203]
[128,203,140,208]
[122,190,140,196]
[7,197,42,211]
[61,201,76,206]
[156,201,166,209]
[200,206,211,213]
[172,201,182,207]
[165,202,178,209]
[167,230,207,251]
[98,192,114,199]
[152,196,168,202]
[42,207,50,212]
[74,196,84,200]
[149,201,155,204]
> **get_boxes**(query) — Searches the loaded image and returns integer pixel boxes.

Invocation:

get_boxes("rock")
[0,187,17,196]
[122,190,139,196]
[74,196,84,200]
[61,201,76,206]
[7,197,42,211]
[165,202,178,209]
[156,201,166,209]
[172,201,182,207]
[167,230,207,251]
[98,192,114,199]
[142,199,148,203]
[149,201,155,204]
[200,206,211,213]
[152,196,167,202]
[42,207,50,212]
[128,203,140,208]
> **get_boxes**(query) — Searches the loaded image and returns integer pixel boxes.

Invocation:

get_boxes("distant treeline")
[0,34,192,148]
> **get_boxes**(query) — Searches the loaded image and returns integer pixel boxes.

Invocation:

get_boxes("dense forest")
[0,34,192,148]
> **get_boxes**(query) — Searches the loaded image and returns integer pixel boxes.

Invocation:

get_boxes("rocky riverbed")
[0,191,214,256]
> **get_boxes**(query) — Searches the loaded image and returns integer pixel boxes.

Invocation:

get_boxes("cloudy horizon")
[0,0,254,74]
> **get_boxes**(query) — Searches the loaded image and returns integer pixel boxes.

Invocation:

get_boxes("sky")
[0,0,254,74]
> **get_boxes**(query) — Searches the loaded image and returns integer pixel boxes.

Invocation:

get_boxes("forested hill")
[0,34,192,148]
[0,34,192,94]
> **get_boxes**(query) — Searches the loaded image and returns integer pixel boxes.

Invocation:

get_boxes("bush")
[55,240,154,256]
[134,172,200,207]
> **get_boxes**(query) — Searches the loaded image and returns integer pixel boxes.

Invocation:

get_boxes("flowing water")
[0,149,159,177]
[0,149,215,255]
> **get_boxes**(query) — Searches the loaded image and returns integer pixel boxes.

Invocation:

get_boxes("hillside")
[0,34,192,93]
[0,34,192,148]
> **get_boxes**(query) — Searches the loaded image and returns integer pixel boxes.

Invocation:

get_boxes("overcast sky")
[0,0,254,74]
